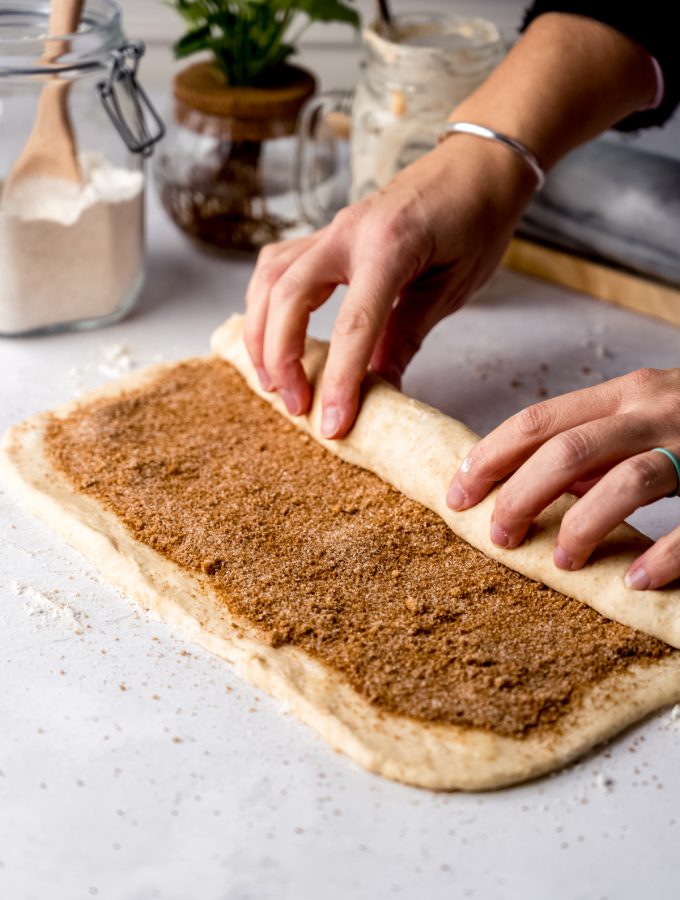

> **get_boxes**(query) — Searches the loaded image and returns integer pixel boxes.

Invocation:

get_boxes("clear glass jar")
[154,62,316,253]
[0,0,163,337]
[351,13,505,201]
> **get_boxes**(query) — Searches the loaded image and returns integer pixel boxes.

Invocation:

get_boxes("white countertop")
[1,177,680,900]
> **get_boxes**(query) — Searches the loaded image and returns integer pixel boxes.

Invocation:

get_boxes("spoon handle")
[49,0,85,37]
[376,0,397,39]
[44,0,85,63]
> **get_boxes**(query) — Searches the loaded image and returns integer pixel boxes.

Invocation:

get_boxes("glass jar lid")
[363,12,505,94]
[0,1,164,156]
[0,0,125,76]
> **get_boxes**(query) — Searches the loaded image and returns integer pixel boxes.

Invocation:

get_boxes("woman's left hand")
[446,367,680,590]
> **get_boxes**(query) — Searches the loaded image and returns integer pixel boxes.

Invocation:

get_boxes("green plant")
[170,0,360,86]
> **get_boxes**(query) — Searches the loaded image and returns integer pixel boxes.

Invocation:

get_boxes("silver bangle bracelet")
[439,121,546,191]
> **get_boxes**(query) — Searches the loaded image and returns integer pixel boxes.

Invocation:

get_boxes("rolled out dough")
[2,314,680,791]
[211,316,680,649]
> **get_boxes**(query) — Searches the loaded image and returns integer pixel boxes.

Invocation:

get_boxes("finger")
[369,297,435,388]
[320,261,412,438]
[244,234,322,390]
[369,269,462,386]
[447,379,625,511]
[625,521,680,591]
[565,464,611,497]
[262,233,345,416]
[554,449,679,571]
[567,477,603,497]
[489,413,656,548]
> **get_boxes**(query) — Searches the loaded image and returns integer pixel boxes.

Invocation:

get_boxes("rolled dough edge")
[3,361,680,792]
[211,314,680,649]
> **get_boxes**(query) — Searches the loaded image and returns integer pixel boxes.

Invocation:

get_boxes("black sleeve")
[521,1,680,130]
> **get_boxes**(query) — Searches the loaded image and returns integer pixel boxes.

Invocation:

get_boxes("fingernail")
[446,483,466,510]
[321,404,341,438]
[256,367,273,391]
[490,522,509,548]
[624,566,651,591]
[553,545,573,570]
[280,388,302,416]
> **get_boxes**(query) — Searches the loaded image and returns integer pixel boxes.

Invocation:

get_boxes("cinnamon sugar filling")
[44,358,673,737]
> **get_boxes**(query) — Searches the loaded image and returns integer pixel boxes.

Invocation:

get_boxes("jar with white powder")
[0,0,163,336]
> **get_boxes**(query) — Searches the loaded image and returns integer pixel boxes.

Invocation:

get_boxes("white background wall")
[120,0,678,158]
[119,0,527,93]
[118,0,528,50]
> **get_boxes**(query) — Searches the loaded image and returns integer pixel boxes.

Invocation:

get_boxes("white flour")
[98,342,135,378]
[0,153,144,335]
[12,580,83,635]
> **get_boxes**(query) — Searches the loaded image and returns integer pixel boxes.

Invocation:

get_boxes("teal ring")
[651,448,680,497]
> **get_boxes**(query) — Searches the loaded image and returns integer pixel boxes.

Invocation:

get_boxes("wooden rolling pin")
[503,238,680,327]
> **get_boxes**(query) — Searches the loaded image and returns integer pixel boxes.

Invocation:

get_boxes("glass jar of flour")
[0,0,164,336]
[297,13,505,223]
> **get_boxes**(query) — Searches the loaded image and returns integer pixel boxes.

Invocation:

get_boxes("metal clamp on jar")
[0,0,164,337]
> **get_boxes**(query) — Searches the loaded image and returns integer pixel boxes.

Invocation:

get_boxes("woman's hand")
[244,133,536,438]
[244,10,657,441]
[447,368,680,589]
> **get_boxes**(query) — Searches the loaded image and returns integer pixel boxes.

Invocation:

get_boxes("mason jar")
[0,0,163,337]
[351,13,505,201]
[296,13,505,225]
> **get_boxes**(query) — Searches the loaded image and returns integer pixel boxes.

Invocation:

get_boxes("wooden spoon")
[2,0,85,201]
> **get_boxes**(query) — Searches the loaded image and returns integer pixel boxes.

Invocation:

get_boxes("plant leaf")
[167,0,361,85]
[294,0,359,27]
[173,24,212,58]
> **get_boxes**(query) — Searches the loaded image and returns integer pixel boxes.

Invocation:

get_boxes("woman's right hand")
[244,132,536,439]
[244,10,658,440]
